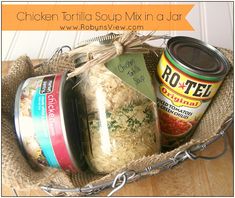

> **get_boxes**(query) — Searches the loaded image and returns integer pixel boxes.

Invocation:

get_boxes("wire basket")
[2,41,233,196]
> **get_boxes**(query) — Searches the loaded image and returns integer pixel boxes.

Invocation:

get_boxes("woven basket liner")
[2,47,233,195]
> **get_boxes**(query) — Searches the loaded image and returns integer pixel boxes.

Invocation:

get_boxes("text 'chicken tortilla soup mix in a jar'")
[155,36,230,152]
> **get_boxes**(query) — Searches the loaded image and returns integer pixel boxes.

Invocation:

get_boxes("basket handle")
[186,135,227,160]
[187,116,233,161]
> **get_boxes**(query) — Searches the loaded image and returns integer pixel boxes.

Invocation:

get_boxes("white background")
[2,2,233,61]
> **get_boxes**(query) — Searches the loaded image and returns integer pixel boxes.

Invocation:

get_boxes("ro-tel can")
[14,72,85,172]
[155,36,230,152]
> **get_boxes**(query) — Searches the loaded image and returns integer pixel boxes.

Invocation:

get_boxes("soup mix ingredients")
[75,63,160,173]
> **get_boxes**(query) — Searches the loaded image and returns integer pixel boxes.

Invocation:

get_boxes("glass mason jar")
[74,63,160,174]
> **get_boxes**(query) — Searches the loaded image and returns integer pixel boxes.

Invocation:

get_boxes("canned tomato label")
[155,36,230,151]
[15,73,82,172]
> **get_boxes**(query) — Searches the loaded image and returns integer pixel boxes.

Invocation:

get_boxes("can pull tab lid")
[173,43,220,72]
[167,36,230,80]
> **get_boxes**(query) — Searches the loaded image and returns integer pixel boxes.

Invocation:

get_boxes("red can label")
[156,52,222,151]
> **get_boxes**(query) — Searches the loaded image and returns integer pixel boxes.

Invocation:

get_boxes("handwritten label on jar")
[106,53,156,102]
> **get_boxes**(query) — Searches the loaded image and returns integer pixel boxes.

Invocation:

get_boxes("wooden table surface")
[2,60,234,197]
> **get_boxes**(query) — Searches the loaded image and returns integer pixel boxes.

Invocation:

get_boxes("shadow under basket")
[2,47,233,196]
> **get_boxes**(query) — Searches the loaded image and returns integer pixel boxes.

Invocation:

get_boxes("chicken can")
[155,36,231,152]
[14,72,85,172]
